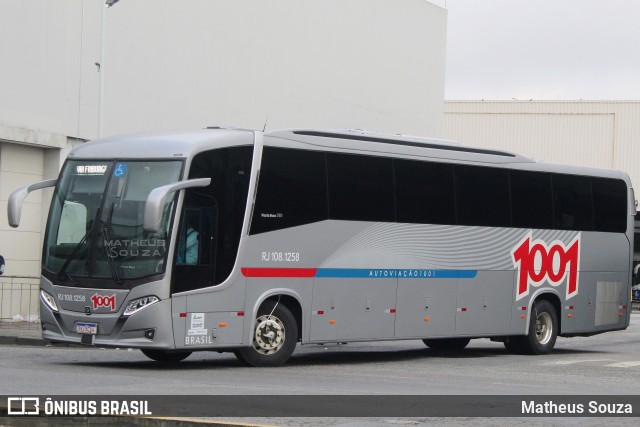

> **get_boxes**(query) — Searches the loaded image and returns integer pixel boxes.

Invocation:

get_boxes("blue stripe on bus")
[314,269,477,279]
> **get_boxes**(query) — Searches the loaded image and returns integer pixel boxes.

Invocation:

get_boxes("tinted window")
[510,171,553,229]
[327,153,395,222]
[395,159,455,225]
[552,174,593,231]
[251,148,328,234]
[455,165,511,227]
[182,146,253,287]
[592,177,627,233]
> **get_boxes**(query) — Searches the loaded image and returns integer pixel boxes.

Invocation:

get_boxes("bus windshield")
[44,160,182,285]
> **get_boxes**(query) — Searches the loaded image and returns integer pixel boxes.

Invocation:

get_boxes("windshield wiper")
[101,225,123,285]
[57,231,90,282]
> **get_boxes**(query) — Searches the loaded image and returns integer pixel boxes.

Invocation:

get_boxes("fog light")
[144,329,155,340]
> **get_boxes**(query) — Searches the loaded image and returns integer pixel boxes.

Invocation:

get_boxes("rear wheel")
[423,338,470,351]
[141,349,191,363]
[234,300,298,367]
[514,299,558,355]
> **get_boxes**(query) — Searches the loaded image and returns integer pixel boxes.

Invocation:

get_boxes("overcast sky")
[438,0,640,100]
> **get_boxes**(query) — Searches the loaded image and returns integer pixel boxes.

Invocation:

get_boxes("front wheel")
[141,349,191,363]
[515,299,558,355]
[234,300,298,367]
[422,338,470,351]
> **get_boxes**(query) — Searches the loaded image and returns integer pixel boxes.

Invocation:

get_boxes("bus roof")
[264,128,529,163]
[66,127,631,184]
[265,129,632,183]
[67,128,254,160]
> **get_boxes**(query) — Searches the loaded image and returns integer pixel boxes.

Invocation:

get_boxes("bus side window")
[176,207,216,266]
[177,209,201,265]
[172,203,217,293]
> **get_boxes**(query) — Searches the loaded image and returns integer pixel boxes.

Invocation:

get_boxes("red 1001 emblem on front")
[91,293,116,311]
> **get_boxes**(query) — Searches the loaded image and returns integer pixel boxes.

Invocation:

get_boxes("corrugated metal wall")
[444,101,640,191]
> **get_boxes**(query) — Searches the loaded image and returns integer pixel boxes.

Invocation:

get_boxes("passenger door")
[171,193,217,293]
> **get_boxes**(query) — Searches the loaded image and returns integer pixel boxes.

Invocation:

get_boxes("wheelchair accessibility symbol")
[114,163,127,177]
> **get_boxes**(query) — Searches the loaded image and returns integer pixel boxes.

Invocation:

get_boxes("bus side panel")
[593,272,628,331]
[394,278,456,338]
[556,271,628,336]
[559,231,631,335]
[511,272,625,337]
[240,222,373,344]
[310,279,337,342]
[172,295,187,348]
[310,277,396,341]
[174,279,247,349]
[455,271,512,336]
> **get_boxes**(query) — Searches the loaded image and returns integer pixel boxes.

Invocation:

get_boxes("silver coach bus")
[8,128,635,366]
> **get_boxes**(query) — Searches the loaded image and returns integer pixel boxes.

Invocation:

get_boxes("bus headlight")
[40,290,59,312]
[123,296,159,316]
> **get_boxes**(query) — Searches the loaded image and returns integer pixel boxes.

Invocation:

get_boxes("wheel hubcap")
[253,314,285,355]
[535,312,553,345]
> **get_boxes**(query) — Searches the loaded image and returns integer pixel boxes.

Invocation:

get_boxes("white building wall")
[101,0,447,137]
[0,1,100,140]
[0,0,447,302]
[0,0,447,144]
[444,101,640,191]
[0,144,45,276]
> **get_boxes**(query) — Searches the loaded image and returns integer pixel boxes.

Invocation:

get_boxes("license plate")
[75,322,98,335]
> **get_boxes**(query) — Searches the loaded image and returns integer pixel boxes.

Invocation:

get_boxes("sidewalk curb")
[0,334,47,346]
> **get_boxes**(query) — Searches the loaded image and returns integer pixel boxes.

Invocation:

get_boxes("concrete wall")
[0,143,45,277]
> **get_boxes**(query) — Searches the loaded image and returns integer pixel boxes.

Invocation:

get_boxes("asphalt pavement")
[0,323,251,426]
[1,306,639,427]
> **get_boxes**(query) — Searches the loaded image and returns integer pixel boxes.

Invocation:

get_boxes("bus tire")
[422,338,470,351]
[503,337,523,354]
[141,349,191,363]
[517,299,558,355]
[235,300,298,367]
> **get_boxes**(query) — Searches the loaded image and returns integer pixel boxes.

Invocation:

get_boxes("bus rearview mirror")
[8,179,58,228]
[143,178,211,233]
